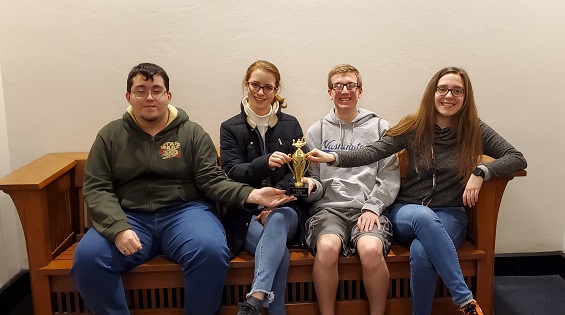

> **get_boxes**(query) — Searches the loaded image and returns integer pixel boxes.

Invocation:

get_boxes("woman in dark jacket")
[220,60,318,315]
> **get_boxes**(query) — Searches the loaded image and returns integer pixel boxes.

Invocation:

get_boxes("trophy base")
[289,183,309,197]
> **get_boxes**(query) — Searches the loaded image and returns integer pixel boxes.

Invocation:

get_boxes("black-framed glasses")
[436,86,465,97]
[132,88,166,99]
[247,82,277,95]
[331,82,359,91]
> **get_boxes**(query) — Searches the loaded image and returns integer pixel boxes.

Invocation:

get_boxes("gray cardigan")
[332,120,527,207]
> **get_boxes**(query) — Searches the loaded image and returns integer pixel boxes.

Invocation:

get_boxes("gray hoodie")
[305,108,400,215]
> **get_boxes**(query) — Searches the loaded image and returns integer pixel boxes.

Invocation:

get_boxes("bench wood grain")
[0,151,526,315]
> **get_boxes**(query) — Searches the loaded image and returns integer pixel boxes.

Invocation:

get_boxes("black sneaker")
[237,301,261,315]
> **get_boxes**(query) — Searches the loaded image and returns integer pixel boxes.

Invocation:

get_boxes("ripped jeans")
[244,206,298,315]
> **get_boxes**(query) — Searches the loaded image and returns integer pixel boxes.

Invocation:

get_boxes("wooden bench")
[0,152,526,315]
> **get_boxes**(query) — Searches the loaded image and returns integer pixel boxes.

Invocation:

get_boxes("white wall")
[0,60,28,289]
[0,0,564,287]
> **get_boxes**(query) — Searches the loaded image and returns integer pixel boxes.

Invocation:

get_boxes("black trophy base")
[289,183,308,197]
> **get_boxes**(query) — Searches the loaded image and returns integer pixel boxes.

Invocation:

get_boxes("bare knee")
[315,234,341,265]
[357,236,386,269]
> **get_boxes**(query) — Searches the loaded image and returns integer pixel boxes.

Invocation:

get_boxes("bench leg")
[30,273,53,315]
[475,258,494,315]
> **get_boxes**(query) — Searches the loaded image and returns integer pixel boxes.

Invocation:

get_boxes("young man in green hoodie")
[70,63,294,315]
[305,64,400,315]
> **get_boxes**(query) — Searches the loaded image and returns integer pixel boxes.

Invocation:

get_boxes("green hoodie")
[84,105,253,241]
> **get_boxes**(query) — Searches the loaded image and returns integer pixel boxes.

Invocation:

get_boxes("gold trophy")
[287,137,310,197]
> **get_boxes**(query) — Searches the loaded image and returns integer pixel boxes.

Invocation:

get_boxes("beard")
[139,113,159,123]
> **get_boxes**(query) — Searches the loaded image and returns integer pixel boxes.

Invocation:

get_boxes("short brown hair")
[327,64,362,89]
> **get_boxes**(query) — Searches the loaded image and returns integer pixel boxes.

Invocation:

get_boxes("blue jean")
[387,203,472,315]
[244,206,298,315]
[70,201,230,315]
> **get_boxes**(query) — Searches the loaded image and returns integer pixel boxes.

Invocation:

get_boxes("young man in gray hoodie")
[304,64,400,315]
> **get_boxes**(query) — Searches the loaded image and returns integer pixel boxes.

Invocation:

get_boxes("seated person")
[308,66,527,315]
[71,63,294,315]
[305,64,400,315]
[220,60,319,315]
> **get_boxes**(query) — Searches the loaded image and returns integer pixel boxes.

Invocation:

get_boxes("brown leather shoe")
[459,300,484,315]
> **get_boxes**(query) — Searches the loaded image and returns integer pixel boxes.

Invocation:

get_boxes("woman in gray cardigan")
[307,67,527,315]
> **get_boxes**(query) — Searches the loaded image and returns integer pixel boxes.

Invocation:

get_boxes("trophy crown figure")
[292,137,307,150]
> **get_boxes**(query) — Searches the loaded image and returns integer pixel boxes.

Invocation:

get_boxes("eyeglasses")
[436,86,465,97]
[132,88,166,99]
[247,82,277,95]
[331,82,359,91]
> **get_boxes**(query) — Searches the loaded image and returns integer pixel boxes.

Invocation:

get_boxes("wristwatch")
[472,167,485,178]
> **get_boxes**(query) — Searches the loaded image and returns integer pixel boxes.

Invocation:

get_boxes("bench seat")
[0,152,525,315]
[38,241,486,276]
[36,241,484,315]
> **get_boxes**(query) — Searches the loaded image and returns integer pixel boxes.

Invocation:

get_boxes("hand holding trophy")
[287,137,310,197]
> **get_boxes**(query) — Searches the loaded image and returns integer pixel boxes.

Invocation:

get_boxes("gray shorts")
[305,207,392,256]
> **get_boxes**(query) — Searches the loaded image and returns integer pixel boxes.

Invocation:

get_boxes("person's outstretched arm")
[308,135,403,167]
[246,187,296,207]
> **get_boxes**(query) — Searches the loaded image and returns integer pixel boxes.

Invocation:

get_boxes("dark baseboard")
[0,271,31,312]
[494,252,565,278]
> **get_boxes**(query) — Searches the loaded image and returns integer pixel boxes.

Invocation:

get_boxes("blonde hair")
[243,60,286,108]
[387,67,483,181]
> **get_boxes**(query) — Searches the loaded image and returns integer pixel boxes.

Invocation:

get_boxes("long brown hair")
[242,60,286,108]
[387,67,483,181]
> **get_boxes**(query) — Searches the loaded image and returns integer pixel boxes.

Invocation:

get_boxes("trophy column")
[288,137,309,197]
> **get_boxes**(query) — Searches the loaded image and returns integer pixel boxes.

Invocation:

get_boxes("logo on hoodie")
[159,141,182,159]
[322,140,365,151]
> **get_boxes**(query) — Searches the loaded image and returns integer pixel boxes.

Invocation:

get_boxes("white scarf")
[242,97,279,138]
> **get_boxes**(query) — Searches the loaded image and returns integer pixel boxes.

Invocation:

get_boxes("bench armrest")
[470,158,527,252]
[0,152,88,268]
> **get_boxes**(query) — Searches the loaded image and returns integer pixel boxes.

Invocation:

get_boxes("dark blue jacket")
[220,102,310,257]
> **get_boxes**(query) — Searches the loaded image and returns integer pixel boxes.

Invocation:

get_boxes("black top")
[220,102,311,257]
